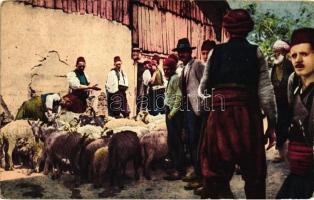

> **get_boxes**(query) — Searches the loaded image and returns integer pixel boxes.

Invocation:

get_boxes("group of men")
[161,9,313,199]
[14,8,313,199]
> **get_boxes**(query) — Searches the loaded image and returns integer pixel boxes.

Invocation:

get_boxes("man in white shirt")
[105,56,130,118]
[64,56,100,113]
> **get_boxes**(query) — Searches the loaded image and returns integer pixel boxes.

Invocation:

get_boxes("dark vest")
[74,69,89,86]
[208,38,259,90]
[289,79,314,146]
[111,68,128,91]
[72,69,89,99]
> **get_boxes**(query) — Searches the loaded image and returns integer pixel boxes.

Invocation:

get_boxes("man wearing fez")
[276,27,314,199]
[146,55,165,116]
[270,40,294,163]
[105,56,130,118]
[201,39,216,63]
[65,56,100,113]
[162,55,186,181]
[198,9,277,198]
[170,38,205,191]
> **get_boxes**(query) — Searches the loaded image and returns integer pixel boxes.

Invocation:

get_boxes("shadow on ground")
[0,148,289,199]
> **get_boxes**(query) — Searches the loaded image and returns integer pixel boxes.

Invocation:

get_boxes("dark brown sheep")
[107,130,141,188]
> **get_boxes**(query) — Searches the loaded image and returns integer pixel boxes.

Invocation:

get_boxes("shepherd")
[198,9,277,198]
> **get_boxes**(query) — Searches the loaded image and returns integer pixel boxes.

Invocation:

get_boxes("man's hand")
[90,84,101,91]
[264,127,276,150]
[167,114,173,120]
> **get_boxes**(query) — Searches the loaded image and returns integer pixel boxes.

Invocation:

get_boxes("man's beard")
[273,54,284,65]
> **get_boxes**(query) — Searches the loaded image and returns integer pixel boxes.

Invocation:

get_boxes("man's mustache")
[295,63,304,68]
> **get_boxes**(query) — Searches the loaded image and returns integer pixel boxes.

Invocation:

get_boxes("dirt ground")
[0,147,290,199]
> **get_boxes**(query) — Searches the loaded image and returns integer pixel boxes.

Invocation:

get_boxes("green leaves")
[241,2,313,64]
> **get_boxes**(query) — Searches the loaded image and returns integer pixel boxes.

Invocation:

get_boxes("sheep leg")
[143,152,154,180]
[43,155,53,175]
[69,158,81,187]
[93,161,101,188]
[37,150,47,172]
[4,139,15,170]
[0,145,5,168]
[133,159,140,181]
[88,164,93,182]
[117,161,124,189]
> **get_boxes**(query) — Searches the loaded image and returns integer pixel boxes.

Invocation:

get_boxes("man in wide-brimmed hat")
[165,38,205,192]
[270,40,294,163]
[198,9,277,198]
[276,27,314,199]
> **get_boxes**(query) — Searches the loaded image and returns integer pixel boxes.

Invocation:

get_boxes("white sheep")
[140,129,168,180]
[76,124,105,139]
[104,118,146,130]
[0,120,35,170]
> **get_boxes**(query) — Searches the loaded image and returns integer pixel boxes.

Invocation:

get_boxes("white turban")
[273,40,290,51]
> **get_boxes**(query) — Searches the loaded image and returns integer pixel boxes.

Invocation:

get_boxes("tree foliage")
[243,2,314,62]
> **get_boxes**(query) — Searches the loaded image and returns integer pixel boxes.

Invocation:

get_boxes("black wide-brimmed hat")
[172,38,196,52]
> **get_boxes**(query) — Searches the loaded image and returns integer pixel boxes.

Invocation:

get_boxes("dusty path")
[0,148,289,199]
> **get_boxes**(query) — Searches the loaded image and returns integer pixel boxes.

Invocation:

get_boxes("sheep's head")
[28,119,45,142]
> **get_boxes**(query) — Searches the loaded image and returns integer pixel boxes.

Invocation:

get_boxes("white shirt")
[175,62,184,77]
[67,71,90,90]
[142,69,151,86]
[45,93,61,110]
[105,69,128,94]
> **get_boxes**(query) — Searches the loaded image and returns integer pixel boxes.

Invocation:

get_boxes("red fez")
[222,9,254,37]
[76,56,86,66]
[114,56,121,63]
[290,27,314,49]
[168,54,178,63]
[163,57,177,69]
[152,55,160,62]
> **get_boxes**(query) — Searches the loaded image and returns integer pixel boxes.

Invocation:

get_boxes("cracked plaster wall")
[1,2,135,116]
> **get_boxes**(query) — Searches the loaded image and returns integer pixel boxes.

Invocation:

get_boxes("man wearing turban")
[270,40,294,163]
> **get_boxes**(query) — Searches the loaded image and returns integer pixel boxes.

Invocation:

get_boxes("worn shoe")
[182,171,197,182]
[194,186,207,196]
[184,181,202,190]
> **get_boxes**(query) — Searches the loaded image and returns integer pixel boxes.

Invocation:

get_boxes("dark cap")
[76,56,86,66]
[222,9,254,37]
[290,27,314,49]
[114,56,122,63]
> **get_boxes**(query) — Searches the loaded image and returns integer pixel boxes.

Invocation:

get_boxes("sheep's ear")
[27,120,32,126]
[40,121,45,126]
[106,130,114,138]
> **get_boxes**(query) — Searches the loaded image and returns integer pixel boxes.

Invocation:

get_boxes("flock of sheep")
[0,109,168,190]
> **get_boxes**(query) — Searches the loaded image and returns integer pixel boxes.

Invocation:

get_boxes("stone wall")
[1,2,136,116]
